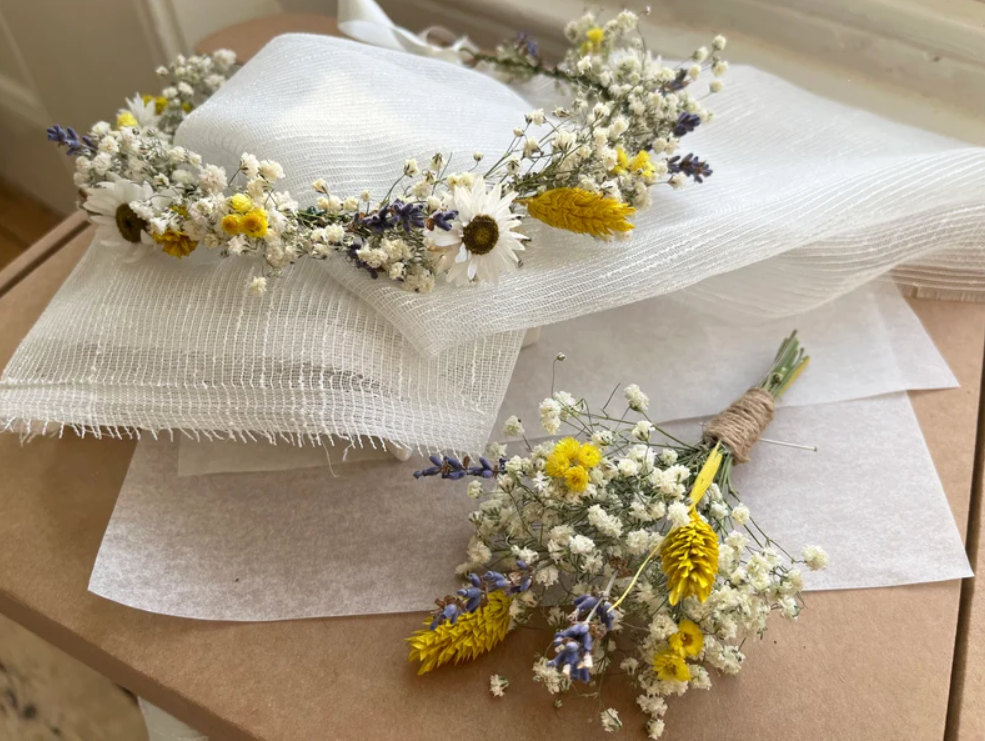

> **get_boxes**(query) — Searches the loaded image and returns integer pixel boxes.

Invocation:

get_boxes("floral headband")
[48,9,726,295]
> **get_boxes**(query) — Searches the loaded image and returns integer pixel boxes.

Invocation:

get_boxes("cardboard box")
[0,226,981,740]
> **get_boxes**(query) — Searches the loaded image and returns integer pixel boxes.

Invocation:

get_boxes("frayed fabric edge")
[0,417,475,458]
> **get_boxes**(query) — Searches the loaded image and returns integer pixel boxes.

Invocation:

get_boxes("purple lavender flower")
[515,32,540,59]
[428,209,458,232]
[573,594,615,630]
[548,623,594,683]
[666,68,688,92]
[429,602,463,630]
[391,199,426,232]
[413,454,503,480]
[47,124,96,157]
[668,153,713,183]
[361,206,394,234]
[673,112,701,138]
[457,574,485,612]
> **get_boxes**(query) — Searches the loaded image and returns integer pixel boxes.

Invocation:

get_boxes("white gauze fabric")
[175,34,985,356]
[2,33,984,448]
[0,242,522,451]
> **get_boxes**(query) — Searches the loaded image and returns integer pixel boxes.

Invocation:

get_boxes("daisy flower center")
[462,214,500,255]
[115,204,147,243]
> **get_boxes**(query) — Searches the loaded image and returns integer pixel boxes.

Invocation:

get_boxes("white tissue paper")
[88,391,971,621]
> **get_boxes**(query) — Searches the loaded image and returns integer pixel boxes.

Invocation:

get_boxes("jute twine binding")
[703,387,775,463]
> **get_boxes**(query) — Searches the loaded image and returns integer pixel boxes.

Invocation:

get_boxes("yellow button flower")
[653,649,691,682]
[668,619,704,657]
[554,437,581,461]
[153,230,197,259]
[629,150,656,179]
[577,442,602,469]
[545,452,571,478]
[240,209,269,239]
[228,193,253,213]
[564,465,590,492]
[221,214,242,235]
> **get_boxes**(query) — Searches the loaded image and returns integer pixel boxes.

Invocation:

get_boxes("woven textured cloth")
[1,34,983,448]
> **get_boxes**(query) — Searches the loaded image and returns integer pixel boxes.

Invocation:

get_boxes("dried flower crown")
[49,9,727,295]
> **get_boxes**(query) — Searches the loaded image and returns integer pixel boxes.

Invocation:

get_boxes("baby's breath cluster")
[49,9,727,295]
[410,334,826,737]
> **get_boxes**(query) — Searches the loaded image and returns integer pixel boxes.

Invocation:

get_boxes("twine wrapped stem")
[703,387,776,463]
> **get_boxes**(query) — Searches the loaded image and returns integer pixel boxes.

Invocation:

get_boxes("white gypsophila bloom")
[568,534,596,556]
[587,505,623,538]
[629,502,651,522]
[647,719,667,739]
[249,276,267,296]
[513,546,538,565]
[649,613,678,640]
[489,674,509,697]
[778,596,800,619]
[731,504,750,526]
[240,153,260,178]
[98,135,119,154]
[343,196,360,211]
[637,694,667,717]
[690,665,712,690]
[713,60,729,76]
[259,159,284,181]
[601,709,622,732]
[535,565,559,586]
[84,176,156,257]
[426,178,527,285]
[592,430,614,448]
[667,502,691,529]
[620,657,639,675]
[710,502,729,521]
[533,658,564,694]
[658,448,678,466]
[802,545,829,571]
[467,481,484,500]
[618,458,640,478]
[710,79,724,93]
[554,390,577,409]
[624,383,650,412]
[624,529,652,555]
[713,34,728,50]
[539,398,562,434]
[123,93,162,128]
[467,539,493,566]
[503,415,525,437]
[486,442,507,459]
[633,420,654,440]
[198,164,227,195]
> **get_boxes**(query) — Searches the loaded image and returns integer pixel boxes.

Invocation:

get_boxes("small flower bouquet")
[409,333,828,737]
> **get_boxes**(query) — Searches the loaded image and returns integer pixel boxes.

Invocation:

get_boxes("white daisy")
[124,93,162,129]
[84,176,156,258]
[426,178,526,285]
